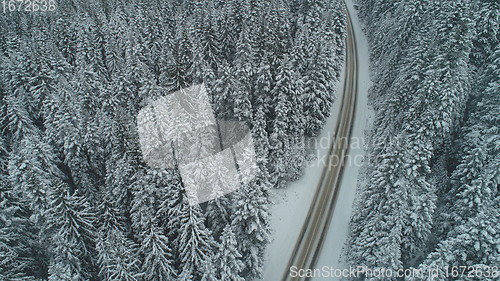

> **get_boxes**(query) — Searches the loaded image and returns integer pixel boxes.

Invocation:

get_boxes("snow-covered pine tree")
[0,180,38,280]
[302,48,334,137]
[104,131,138,217]
[251,101,271,178]
[7,135,61,226]
[230,179,270,279]
[165,25,193,93]
[204,10,222,72]
[253,60,274,119]
[205,157,234,239]
[299,0,326,64]
[177,197,216,281]
[212,62,236,118]
[140,226,177,281]
[130,169,160,240]
[96,230,141,281]
[53,17,78,66]
[159,172,186,266]
[232,22,254,122]
[95,190,141,281]
[5,92,39,144]
[214,225,244,281]
[277,59,305,181]
[214,0,238,63]
[470,0,499,68]
[46,182,96,281]
[268,75,291,188]
[262,0,290,62]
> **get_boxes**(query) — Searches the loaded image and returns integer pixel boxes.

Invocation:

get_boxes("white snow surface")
[256,1,373,280]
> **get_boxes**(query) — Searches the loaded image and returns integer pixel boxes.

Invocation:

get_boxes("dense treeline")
[345,0,499,279]
[0,0,345,280]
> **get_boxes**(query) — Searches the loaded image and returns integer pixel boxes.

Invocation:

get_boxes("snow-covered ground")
[257,56,346,281]
[311,0,372,279]
[257,1,372,280]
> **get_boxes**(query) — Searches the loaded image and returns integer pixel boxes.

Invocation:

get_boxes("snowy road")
[311,0,372,279]
[281,5,359,281]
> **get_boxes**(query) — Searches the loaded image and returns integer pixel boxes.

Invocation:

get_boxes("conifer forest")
[0,0,498,280]
[345,0,499,279]
[0,0,345,280]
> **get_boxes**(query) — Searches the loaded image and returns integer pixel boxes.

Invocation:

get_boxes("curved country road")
[281,5,358,281]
